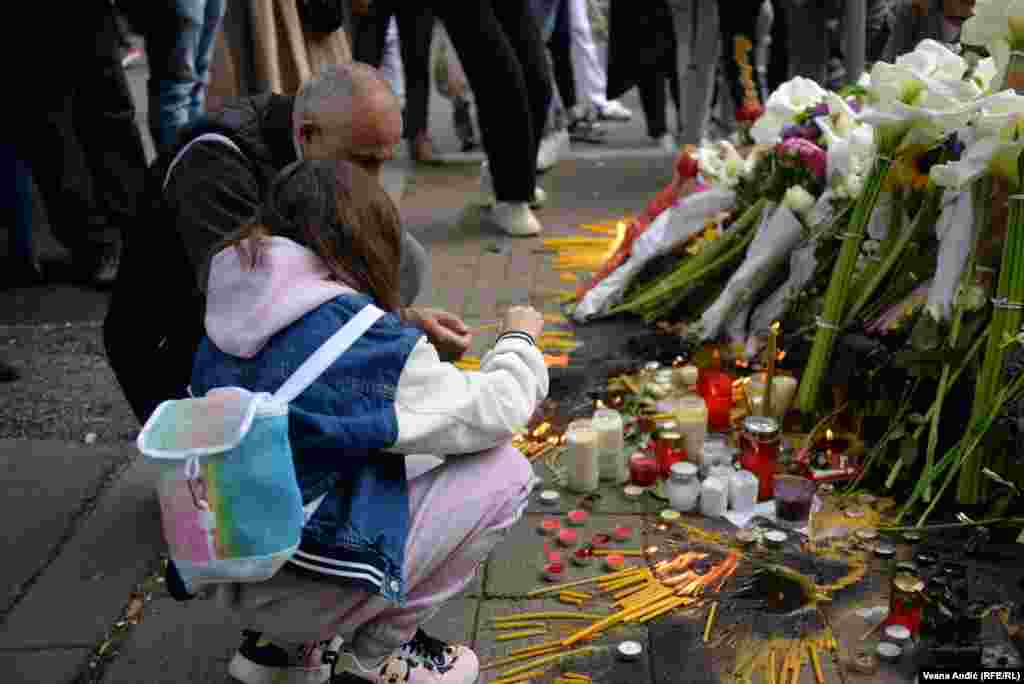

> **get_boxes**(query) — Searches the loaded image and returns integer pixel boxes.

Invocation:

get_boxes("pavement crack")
[0,451,137,623]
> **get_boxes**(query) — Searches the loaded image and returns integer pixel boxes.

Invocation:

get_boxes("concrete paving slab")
[484,513,649,597]
[0,439,134,611]
[100,596,247,684]
[474,598,651,684]
[0,648,91,684]
[0,458,164,650]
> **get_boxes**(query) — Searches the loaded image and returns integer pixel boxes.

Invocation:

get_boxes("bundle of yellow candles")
[482,553,742,676]
[732,635,835,684]
[542,221,629,274]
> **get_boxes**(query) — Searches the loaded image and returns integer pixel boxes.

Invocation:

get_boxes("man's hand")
[402,307,473,362]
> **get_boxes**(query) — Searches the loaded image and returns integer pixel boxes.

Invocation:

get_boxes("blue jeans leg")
[1,143,35,264]
[146,0,226,155]
[191,0,226,121]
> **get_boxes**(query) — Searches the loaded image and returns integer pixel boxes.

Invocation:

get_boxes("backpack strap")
[163,132,244,191]
[273,304,387,404]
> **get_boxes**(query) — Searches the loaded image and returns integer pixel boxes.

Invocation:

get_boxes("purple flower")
[775,137,828,180]
[782,124,804,140]
[810,102,830,118]
[846,96,863,113]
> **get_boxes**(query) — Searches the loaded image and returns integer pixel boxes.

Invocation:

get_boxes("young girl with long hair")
[190,158,548,684]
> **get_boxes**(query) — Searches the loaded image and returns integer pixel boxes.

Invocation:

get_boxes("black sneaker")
[228,630,343,684]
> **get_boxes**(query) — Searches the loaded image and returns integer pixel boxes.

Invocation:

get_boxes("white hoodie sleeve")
[384,332,550,456]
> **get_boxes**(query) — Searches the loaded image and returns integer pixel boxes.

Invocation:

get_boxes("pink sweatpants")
[215,443,538,656]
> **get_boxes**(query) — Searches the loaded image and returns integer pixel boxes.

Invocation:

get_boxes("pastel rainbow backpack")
[137,304,385,597]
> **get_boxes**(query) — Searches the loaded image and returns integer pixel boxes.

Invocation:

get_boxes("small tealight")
[884,625,911,646]
[613,525,634,542]
[539,518,561,536]
[855,529,879,542]
[539,490,561,505]
[558,529,579,547]
[849,652,879,675]
[764,530,787,546]
[617,640,643,662]
[623,485,645,499]
[876,642,902,663]
[845,508,865,518]
[660,509,681,523]
[873,541,896,558]
[567,510,589,526]
[604,553,626,571]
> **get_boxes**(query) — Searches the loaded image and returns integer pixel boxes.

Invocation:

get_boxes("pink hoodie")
[204,237,357,359]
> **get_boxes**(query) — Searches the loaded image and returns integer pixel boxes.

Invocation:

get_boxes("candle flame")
[777,351,786,361]
[735,359,750,368]
[826,429,834,441]
[596,399,605,409]
[771,321,781,334]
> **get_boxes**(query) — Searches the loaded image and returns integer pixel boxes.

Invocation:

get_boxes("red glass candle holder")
[654,439,686,480]
[630,453,659,487]
[700,369,734,432]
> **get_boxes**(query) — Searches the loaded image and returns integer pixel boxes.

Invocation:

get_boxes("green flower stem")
[960,192,1024,503]
[885,327,990,490]
[894,369,1024,524]
[922,178,990,501]
[918,371,1024,525]
[847,377,921,491]
[798,157,892,416]
[843,187,942,328]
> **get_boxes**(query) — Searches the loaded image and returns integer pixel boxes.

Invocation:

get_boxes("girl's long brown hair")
[221,159,403,313]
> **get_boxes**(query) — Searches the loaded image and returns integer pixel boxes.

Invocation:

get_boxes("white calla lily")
[973,57,999,92]
[749,77,828,145]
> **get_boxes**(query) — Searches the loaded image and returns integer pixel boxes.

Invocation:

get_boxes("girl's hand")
[402,307,473,361]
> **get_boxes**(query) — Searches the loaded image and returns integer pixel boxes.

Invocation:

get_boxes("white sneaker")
[656,133,676,152]
[537,128,570,172]
[485,202,543,237]
[333,630,480,684]
[480,162,547,209]
[598,100,633,121]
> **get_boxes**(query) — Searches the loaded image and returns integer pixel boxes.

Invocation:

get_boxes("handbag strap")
[273,304,386,404]
[163,132,243,191]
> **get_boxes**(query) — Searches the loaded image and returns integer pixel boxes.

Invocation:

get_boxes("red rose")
[676,152,700,179]
[736,101,764,123]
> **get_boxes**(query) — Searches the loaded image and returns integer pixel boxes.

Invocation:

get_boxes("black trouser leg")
[105,199,204,425]
[352,5,390,65]
[395,7,435,140]
[637,73,668,139]
[20,3,145,255]
[547,0,576,110]
[432,0,551,202]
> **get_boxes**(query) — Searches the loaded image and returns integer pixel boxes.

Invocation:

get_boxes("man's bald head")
[293,63,403,177]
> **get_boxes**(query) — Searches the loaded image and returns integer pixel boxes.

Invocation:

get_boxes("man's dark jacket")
[104,94,299,425]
